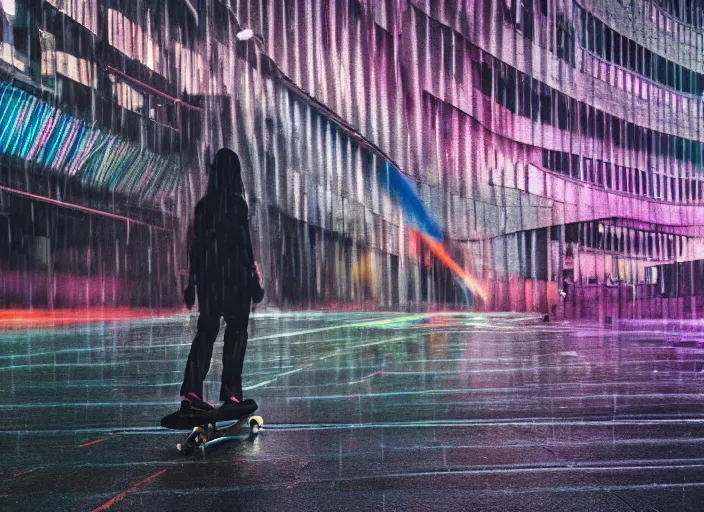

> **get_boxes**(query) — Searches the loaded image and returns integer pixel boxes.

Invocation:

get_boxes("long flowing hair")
[208,148,246,208]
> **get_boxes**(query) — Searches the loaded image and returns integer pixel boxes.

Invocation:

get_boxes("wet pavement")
[1,312,704,511]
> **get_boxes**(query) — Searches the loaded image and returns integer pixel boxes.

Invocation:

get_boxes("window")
[584,158,594,182]
[613,32,621,65]
[676,137,685,160]
[540,83,551,123]
[667,60,676,88]
[612,116,621,146]
[518,73,532,117]
[648,234,654,257]
[596,110,604,139]
[46,0,98,34]
[606,226,612,251]
[506,65,516,112]
[556,19,574,64]
[656,55,666,84]
[604,27,612,60]
[643,48,652,79]
[557,92,568,129]
[561,152,570,175]
[481,61,492,96]
[110,74,147,116]
[596,160,604,186]
[626,122,635,149]
[571,154,580,179]
[605,163,612,188]
[39,29,56,90]
[633,126,642,152]
[634,168,640,194]
[628,39,637,71]
[513,0,534,40]
[580,102,588,134]
[586,13,595,52]
[569,98,578,132]
[108,9,162,73]
[683,68,691,93]
[615,165,621,190]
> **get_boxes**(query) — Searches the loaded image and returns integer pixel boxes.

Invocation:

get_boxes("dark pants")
[180,285,251,402]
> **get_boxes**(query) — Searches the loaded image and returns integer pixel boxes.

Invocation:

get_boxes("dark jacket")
[189,192,255,301]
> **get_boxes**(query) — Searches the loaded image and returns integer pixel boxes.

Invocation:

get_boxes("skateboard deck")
[160,399,262,455]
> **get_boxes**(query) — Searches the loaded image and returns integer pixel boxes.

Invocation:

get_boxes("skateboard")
[160,399,263,455]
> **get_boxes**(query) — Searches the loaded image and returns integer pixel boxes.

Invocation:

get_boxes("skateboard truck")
[175,414,264,455]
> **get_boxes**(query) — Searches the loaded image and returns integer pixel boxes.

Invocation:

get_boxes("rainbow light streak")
[0,81,180,202]
[419,232,489,304]
[380,161,443,241]
[378,160,488,303]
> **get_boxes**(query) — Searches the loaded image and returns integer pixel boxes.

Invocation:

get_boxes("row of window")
[410,9,703,175]
[542,149,704,203]
[576,4,704,96]
[46,0,98,34]
[651,0,704,29]
[572,221,686,261]
[484,55,704,169]
[107,8,163,75]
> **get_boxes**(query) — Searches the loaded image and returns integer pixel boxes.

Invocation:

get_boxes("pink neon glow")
[0,307,184,330]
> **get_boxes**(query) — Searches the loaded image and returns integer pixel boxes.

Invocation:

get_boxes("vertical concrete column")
[530,230,538,313]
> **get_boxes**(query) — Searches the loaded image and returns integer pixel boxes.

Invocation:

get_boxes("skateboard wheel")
[249,416,263,434]
[177,443,183,451]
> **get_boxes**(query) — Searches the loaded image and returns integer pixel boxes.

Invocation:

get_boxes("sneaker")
[179,392,214,413]
[218,397,258,420]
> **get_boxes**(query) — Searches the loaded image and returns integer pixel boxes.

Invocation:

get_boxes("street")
[1,312,703,511]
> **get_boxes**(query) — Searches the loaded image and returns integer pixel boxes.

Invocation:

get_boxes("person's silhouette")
[179,148,263,414]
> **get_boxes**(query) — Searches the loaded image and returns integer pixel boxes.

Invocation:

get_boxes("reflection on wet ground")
[1,312,703,511]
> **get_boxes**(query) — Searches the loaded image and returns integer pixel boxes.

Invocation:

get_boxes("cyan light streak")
[0,80,179,202]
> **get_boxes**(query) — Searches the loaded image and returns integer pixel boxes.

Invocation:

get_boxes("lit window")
[45,0,98,34]
[107,8,162,74]
[39,29,56,90]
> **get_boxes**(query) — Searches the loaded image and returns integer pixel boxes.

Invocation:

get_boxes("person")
[179,148,264,417]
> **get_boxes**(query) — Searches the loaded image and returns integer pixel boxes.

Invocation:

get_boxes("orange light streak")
[418,232,489,303]
[0,308,185,330]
